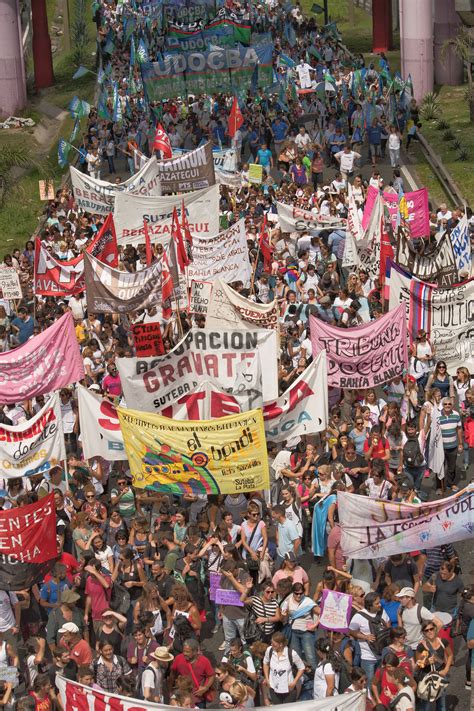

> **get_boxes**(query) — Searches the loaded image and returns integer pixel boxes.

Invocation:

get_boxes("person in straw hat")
[141,646,174,703]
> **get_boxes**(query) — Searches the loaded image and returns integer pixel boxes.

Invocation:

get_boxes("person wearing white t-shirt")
[388,668,416,711]
[335,145,361,180]
[395,586,442,650]
[349,591,390,685]
[294,126,311,149]
[296,60,314,89]
[263,632,305,704]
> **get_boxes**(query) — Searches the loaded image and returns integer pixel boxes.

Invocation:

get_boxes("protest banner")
[388,261,474,370]
[70,158,162,215]
[354,193,384,281]
[77,385,126,461]
[209,571,221,601]
[0,393,65,478]
[347,182,364,241]
[185,219,251,284]
[248,163,263,184]
[34,238,85,296]
[113,184,220,245]
[342,230,360,269]
[0,494,57,589]
[0,267,22,299]
[276,201,346,233]
[213,147,237,172]
[362,185,429,238]
[0,312,84,403]
[83,252,163,314]
[34,217,118,296]
[319,590,352,633]
[264,352,328,442]
[38,179,55,200]
[215,168,242,188]
[450,215,471,276]
[57,676,366,711]
[117,406,269,495]
[215,589,244,606]
[338,486,474,558]
[117,327,277,411]
[310,304,407,389]
[395,228,458,287]
[206,279,279,331]
[157,142,215,194]
[140,44,273,101]
[132,322,165,357]
[189,280,213,315]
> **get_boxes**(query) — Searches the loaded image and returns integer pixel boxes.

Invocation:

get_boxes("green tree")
[441,25,474,123]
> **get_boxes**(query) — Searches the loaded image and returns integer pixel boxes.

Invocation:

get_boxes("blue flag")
[58,139,71,168]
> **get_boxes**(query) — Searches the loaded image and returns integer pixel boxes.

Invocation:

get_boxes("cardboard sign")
[132,322,164,357]
[0,268,22,299]
[39,180,55,200]
[215,588,244,606]
[189,280,213,315]
[209,571,221,601]
[248,163,263,184]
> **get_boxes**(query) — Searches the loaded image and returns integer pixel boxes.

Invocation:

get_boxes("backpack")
[332,651,351,693]
[110,582,131,616]
[403,438,424,468]
[357,610,392,658]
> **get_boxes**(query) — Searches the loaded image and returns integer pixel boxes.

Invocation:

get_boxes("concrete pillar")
[0,0,27,116]
[434,0,464,86]
[32,0,54,90]
[399,0,433,101]
[372,0,392,52]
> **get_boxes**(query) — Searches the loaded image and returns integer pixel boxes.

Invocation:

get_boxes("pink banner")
[310,303,408,389]
[362,186,429,238]
[0,313,84,403]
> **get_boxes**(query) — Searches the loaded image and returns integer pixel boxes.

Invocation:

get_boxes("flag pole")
[174,291,184,339]
[250,240,261,297]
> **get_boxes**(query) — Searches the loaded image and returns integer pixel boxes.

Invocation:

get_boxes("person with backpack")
[415,621,452,711]
[386,668,416,711]
[396,587,442,651]
[403,420,426,491]
[141,646,174,703]
[313,637,341,698]
[349,591,391,685]
[263,631,305,704]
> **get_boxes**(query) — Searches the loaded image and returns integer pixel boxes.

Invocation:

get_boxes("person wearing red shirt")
[84,560,112,636]
[58,623,93,665]
[102,362,122,397]
[170,640,215,706]
[363,426,390,474]
[43,546,80,586]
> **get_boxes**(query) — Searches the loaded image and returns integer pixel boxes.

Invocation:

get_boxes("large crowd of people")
[0,0,473,710]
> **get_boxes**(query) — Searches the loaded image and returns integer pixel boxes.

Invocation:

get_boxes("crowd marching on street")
[0,1,473,710]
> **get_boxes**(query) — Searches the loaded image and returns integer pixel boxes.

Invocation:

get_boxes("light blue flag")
[72,65,90,80]
[137,38,149,64]
[58,139,71,168]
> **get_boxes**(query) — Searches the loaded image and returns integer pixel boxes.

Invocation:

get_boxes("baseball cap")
[395,587,415,598]
[58,622,80,634]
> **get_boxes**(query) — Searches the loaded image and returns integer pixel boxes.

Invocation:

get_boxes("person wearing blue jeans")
[280,583,319,671]
[349,591,390,687]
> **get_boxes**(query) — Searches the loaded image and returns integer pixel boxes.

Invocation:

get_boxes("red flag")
[86,214,119,267]
[143,219,153,266]
[161,249,174,320]
[228,97,243,139]
[153,122,172,158]
[181,199,193,247]
[172,207,189,273]
[259,215,273,272]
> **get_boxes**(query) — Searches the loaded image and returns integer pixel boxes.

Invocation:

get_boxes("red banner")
[34,216,118,296]
[132,322,164,357]
[0,494,57,589]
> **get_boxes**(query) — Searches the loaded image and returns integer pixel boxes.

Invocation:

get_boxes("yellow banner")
[117,407,269,495]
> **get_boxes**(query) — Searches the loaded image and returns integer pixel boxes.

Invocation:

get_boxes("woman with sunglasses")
[335,439,369,491]
[425,362,455,401]
[280,582,319,670]
[415,620,453,711]
[240,504,268,582]
[349,416,369,456]
[381,626,415,673]
[81,486,107,531]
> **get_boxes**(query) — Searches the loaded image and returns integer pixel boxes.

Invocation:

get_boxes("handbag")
[245,521,260,571]
[416,666,449,702]
[243,608,265,643]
